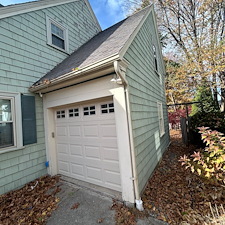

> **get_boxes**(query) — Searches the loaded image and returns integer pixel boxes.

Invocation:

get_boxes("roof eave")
[29,54,120,93]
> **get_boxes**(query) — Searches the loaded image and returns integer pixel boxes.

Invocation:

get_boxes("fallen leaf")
[97,218,104,223]
[71,203,80,210]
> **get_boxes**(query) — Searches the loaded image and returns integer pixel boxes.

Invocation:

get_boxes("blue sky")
[0,0,127,30]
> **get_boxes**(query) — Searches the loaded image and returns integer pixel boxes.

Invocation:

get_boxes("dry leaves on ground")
[111,199,148,225]
[113,130,225,225]
[142,130,225,224]
[0,175,60,225]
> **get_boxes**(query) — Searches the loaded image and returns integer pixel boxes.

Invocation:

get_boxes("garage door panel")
[86,166,102,182]
[100,124,117,137]
[83,125,99,137]
[68,125,82,137]
[71,163,85,178]
[103,161,120,173]
[85,158,102,168]
[58,161,70,174]
[70,145,83,157]
[57,143,69,154]
[69,155,86,165]
[102,147,119,161]
[101,139,118,148]
[55,100,121,192]
[56,126,67,136]
[84,146,101,159]
[58,153,70,162]
[104,171,121,186]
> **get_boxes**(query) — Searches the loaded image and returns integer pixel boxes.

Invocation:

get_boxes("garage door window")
[83,106,95,116]
[69,108,79,117]
[56,110,65,118]
[101,103,114,114]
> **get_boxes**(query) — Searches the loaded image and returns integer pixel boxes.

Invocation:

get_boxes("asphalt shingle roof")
[34,6,150,86]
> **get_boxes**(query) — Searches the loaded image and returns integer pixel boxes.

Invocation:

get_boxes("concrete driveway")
[47,180,168,225]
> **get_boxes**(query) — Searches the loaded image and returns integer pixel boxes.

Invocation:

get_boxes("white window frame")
[157,102,165,137]
[0,92,23,154]
[153,44,158,73]
[46,16,69,53]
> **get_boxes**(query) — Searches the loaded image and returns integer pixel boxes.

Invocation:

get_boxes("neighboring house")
[0,0,100,195]
[0,0,170,206]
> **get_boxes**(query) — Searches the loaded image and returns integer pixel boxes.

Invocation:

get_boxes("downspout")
[114,60,144,211]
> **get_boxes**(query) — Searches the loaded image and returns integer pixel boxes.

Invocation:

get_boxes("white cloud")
[106,0,126,22]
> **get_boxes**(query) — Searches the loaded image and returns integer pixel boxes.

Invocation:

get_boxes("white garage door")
[55,100,121,192]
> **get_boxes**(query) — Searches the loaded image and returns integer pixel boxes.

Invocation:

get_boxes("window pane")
[0,99,12,122]
[52,35,65,49]
[0,123,14,148]
[51,23,64,38]
[109,108,114,113]
[101,104,107,109]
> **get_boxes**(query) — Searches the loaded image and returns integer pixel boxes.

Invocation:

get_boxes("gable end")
[0,0,101,30]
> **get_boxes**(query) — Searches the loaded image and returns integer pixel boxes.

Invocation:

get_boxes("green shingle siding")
[0,1,100,195]
[124,11,170,193]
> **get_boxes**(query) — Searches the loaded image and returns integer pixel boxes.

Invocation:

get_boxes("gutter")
[30,54,120,93]
[114,60,144,211]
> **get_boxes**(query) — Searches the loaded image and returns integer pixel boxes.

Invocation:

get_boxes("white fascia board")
[0,0,79,19]
[84,0,101,31]
[29,53,120,93]
[119,5,154,58]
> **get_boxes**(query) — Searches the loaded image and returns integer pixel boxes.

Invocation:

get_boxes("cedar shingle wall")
[124,11,170,194]
[0,1,100,194]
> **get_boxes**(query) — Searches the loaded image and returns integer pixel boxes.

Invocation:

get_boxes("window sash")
[46,16,68,52]
[0,97,16,149]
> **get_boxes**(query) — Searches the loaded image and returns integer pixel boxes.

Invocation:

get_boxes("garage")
[55,99,121,192]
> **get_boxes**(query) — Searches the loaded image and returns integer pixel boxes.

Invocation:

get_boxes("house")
[0,0,101,194]
[0,0,170,206]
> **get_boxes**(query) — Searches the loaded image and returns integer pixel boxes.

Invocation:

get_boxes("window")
[101,103,114,114]
[0,92,36,152]
[46,16,68,52]
[157,102,165,137]
[153,45,158,73]
[56,110,66,119]
[0,98,14,148]
[83,106,95,116]
[69,108,79,117]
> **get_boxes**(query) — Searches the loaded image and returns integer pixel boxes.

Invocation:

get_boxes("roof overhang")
[0,0,101,31]
[29,54,120,94]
